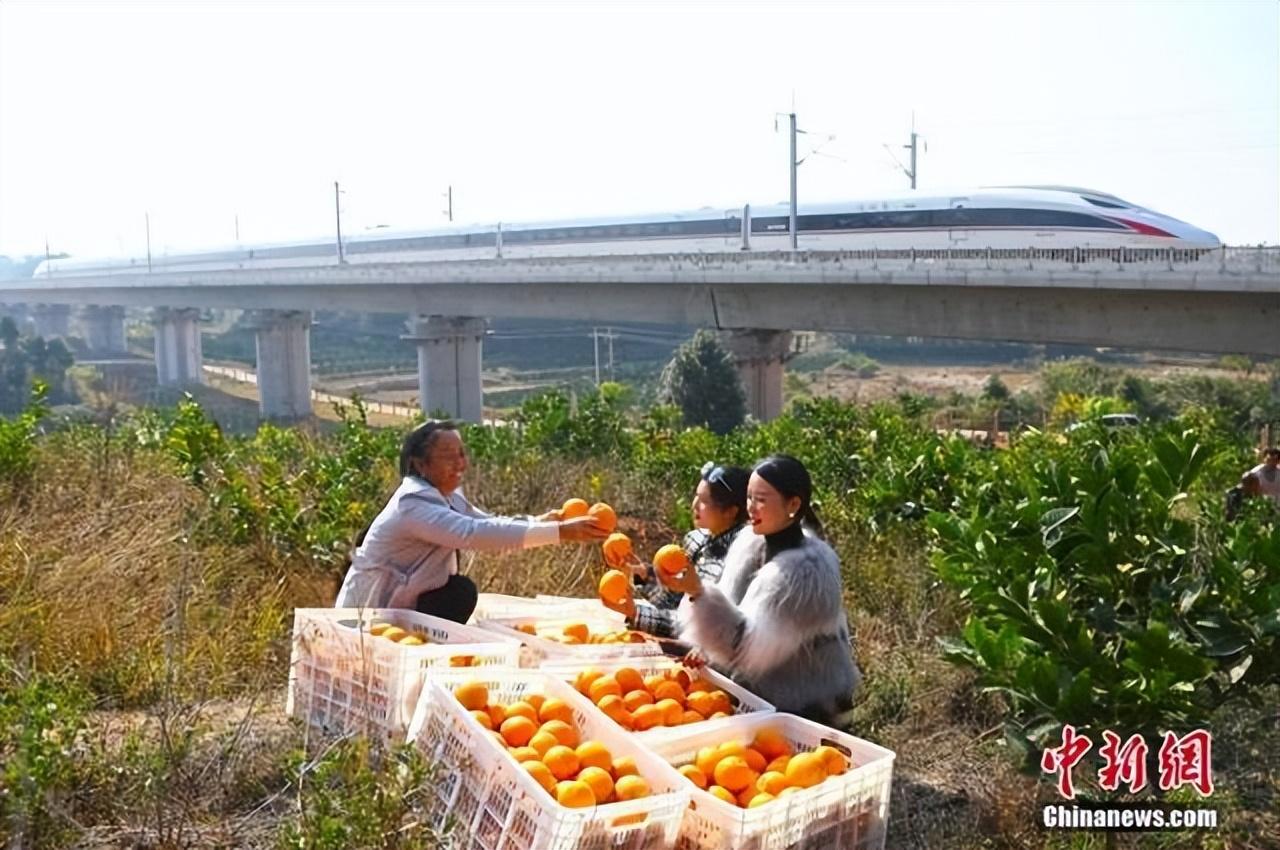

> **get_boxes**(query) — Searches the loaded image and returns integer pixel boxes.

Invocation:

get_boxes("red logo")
[1157,730,1214,797]
[1041,726,1214,799]
[1041,724,1093,799]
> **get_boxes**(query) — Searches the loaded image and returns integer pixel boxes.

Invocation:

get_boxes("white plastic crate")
[475,614,664,667]
[287,607,521,748]
[533,595,630,624]
[407,669,692,850]
[471,594,596,624]
[539,657,774,742]
[647,713,895,850]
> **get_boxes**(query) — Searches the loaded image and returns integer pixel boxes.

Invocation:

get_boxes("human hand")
[557,515,611,542]
[682,648,708,670]
[657,564,703,597]
[600,589,636,620]
[536,508,564,522]
[622,553,649,580]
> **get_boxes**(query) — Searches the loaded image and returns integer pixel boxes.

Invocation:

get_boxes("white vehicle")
[32,186,1220,278]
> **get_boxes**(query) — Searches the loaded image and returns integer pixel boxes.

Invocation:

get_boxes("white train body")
[33,186,1220,278]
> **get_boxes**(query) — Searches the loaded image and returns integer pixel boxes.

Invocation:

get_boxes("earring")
[788,512,796,518]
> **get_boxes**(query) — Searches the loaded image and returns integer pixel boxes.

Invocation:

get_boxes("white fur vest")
[678,529,860,720]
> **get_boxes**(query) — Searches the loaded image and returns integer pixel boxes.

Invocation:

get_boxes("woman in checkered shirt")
[602,462,750,639]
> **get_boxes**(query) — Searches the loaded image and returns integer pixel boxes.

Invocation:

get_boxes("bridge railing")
[753,245,1280,271]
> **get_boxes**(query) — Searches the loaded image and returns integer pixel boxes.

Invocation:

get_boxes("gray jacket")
[334,476,558,610]
[678,529,860,721]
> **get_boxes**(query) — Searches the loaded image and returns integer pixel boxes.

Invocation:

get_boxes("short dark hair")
[1266,447,1280,460]
[399,420,459,477]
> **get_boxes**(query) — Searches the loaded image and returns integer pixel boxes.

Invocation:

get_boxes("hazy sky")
[1,0,1276,259]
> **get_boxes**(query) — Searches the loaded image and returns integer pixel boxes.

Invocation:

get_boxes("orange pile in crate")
[680,727,851,809]
[368,621,477,665]
[574,666,737,731]
[514,621,648,646]
[453,679,655,809]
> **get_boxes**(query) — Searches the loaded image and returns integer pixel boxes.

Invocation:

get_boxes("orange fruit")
[561,498,590,519]
[614,775,650,801]
[487,704,507,727]
[748,791,776,809]
[562,622,590,643]
[757,771,789,795]
[516,623,537,635]
[544,745,581,781]
[455,681,489,712]
[651,680,686,705]
[602,533,633,566]
[715,741,747,762]
[655,698,683,726]
[523,760,557,794]
[539,719,579,748]
[614,667,645,694]
[399,634,426,646]
[611,755,639,778]
[643,674,668,694]
[500,716,537,748]
[686,691,717,717]
[588,675,622,703]
[574,668,604,694]
[576,740,613,772]
[470,710,494,730]
[687,677,713,694]
[577,766,614,804]
[653,544,689,576]
[752,728,793,760]
[707,691,733,715]
[555,779,596,808]
[510,746,540,763]
[766,755,791,775]
[538,698,574,726]
[596,694,631,728]
[713,756,756,793]
[598,570,631,607]
[679,764,708,789]
[368,621,392,636]
[743,748,768,774]
[504,701,538,723]
[708,785,737,805]
[710,711,730,720]
[695,746,721,777]
[814,745,847,776]
[680,709,706,725]
[623,690,654,712]
[588,502,617,533]
[632,703,664,731]
[778,786,800,797]
[784,751,827,789]
[529,730,560,757]
[380,626,408,642]
[737,785,761,808]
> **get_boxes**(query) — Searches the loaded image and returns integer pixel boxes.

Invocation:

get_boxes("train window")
[1082,197,1126,209]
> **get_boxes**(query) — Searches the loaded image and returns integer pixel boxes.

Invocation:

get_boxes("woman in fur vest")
[663,454,861,727]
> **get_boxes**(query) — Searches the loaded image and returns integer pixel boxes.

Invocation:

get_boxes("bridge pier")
[404,315,485,422]
[153,308,204,386]
[31,304,71,339]
[723,328,792,421]
[247,310,313,420]
[80,305,128,355]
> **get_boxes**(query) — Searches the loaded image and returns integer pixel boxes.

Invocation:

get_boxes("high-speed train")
[32,185,1220,277]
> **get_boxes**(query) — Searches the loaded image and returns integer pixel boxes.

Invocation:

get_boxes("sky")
[0,0,1276,259]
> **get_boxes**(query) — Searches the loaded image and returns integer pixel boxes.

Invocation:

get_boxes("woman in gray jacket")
[335,420,609,621]
[663,454,860,727]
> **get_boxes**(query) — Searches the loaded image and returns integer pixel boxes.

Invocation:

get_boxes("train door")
[948,197,971,244]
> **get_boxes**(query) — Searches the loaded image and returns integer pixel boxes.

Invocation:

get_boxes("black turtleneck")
[764,520,805,562]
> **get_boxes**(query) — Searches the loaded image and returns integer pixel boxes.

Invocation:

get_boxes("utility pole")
[789,112,798,250]
[145,212,152,273]
[235,214,240,244]
[905,113,920,189]
[443,185,453,222]
[334,181,345,264]
[44,236,51,276]
[592,327,601,385]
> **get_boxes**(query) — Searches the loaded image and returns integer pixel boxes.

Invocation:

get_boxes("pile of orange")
[676,728,850,809]
[453,679,655,809]
[572,666,737,731]
[513,621,648,646]
[369,621,428,646]
[368,621,476,665]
